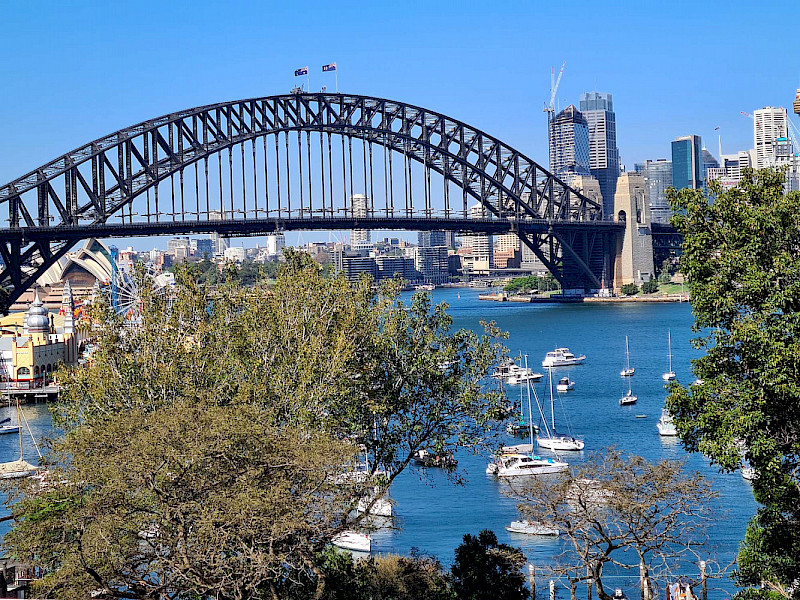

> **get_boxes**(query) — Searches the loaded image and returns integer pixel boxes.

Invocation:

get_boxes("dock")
[1,385,60,405]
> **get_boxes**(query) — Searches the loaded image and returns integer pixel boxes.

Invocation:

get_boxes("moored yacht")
[556,377,575,392]
[505,520,559,535]
[486,453,569,477]
[332,531,371,552]
[656,408,677,436]
[542,348,586,367]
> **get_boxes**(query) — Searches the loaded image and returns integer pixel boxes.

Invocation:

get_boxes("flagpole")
[336,67,339,93]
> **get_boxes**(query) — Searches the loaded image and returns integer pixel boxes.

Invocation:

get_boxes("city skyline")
[1,1,799,249]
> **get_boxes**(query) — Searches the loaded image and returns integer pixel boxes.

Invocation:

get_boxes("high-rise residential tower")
[579,92,620,217]
[671,135,704,190]
[548,105,591,179]
[753,107,789,168]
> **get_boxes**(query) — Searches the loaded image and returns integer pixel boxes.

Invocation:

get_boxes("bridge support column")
[613,172,654,292]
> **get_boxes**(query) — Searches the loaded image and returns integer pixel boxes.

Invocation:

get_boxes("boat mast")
[16,401,23,461]
[668,330,673,373]
[548,367,556,432]
[524,355,535,447]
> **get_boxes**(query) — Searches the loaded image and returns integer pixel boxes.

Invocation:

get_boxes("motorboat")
[741,466,756,481]
[505,520,559,536]
[486,453,568,477]
[0,425,20,435]
[493,357,543,384]
[506,369,544,385]
[332,531,372,552]
[556,377,575,392]
[620,336,635,377]
[537,369,584,451]
[656,408,677,436]
[542,348,585,367]
[506,420,539,436]
[662,330,676,381]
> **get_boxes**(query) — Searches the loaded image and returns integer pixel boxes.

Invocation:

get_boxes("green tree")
[666,169,800,597]
[620,283,639,296]
[5,252,506,600]
[641,279,659,294]
[450,530,527,600]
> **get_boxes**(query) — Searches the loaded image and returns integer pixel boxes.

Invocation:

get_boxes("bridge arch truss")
[0,93,620,310]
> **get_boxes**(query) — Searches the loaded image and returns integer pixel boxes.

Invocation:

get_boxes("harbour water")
[0,288,757,596]
[375,287,757,596]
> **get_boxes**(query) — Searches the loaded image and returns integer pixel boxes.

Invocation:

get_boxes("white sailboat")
[620,336,635,377]
[0,403,40,480]
[619,340,637,405]
[505,520,559,536]
[662,330,676,381]
[487,358,569,476]
[537,368,584,451]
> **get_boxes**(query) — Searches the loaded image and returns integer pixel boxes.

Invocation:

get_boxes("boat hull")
[505,520,559,536]
[537,436,585,451]
[332,531,371,552]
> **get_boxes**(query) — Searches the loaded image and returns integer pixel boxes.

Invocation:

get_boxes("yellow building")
[1,283,79,386]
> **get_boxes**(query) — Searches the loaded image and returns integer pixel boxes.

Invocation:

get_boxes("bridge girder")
[0,93,618,311]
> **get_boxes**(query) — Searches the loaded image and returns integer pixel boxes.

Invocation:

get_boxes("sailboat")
[486,357,569,476]
[619,339,638,405]
[662,330,676,381]
[620,336,635,377]
[537,368,584,451]
[0,402,40,479]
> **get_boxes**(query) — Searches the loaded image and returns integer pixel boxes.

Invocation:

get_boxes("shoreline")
[478,293,690,304]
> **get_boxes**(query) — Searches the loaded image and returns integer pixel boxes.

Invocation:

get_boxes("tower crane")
[544,62,566,123]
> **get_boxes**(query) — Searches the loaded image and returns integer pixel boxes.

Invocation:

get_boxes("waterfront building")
[223,246,246,263]
[0,285,80,385]
[350,194,371,246]
[580,92,620,216]
[753,107,788,169]
[414,246,449,284]
[548,105,591,178]
[634,159,672,224]
[376,256,415,281]
[671,135,704,190]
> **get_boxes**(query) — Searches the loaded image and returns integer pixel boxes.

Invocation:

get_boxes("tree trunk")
[593,564,613,600]
[639,556,653,600]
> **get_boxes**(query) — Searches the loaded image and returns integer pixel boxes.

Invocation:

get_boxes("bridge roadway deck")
[2,216,624,243]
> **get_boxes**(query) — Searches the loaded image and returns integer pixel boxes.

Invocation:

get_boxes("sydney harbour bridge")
[0,91,650,312]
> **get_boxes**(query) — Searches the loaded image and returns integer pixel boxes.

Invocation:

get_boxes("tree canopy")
[4,251,506,600]
[667,169,800,597]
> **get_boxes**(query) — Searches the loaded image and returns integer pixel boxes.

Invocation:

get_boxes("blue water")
[371,288,757,596]
[0,290,757,596]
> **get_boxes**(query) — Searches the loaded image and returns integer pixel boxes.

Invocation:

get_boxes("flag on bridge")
[295,66,309,76]
[322,62,337,72]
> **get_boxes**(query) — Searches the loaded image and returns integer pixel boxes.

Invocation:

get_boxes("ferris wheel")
[111,263,172,322]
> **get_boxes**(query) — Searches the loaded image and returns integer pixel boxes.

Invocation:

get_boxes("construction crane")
[543,62,566,123]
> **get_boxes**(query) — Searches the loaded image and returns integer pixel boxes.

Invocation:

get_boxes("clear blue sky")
[1,0,799,247]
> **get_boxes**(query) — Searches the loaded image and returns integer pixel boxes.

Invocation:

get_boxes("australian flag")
[322,63,337,72]
[294,66,309,76]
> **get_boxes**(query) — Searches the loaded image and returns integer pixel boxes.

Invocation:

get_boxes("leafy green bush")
[621,283,639,296]
[641,280,659,294]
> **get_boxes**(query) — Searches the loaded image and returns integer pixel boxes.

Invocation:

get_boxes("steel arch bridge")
[0,92,623,311]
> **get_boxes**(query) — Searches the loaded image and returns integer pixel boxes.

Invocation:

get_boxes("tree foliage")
[621,283,639,296]
[642,279,659,294]
[4,251,506,600]
[503,275,559,294]
[666,169,800,597]
[512,450,717,600]
[450,530,527,600]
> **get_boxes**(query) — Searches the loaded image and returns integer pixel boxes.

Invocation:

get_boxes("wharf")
[478,294,689,304]
[1,385,60,405]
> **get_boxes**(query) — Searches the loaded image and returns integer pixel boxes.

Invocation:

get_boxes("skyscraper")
[548,105,591,178]
[753,107,788,168]
[418,231,447,248]
[579,92,620,216]
[634,159,672,224]
[671,135,703,190]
